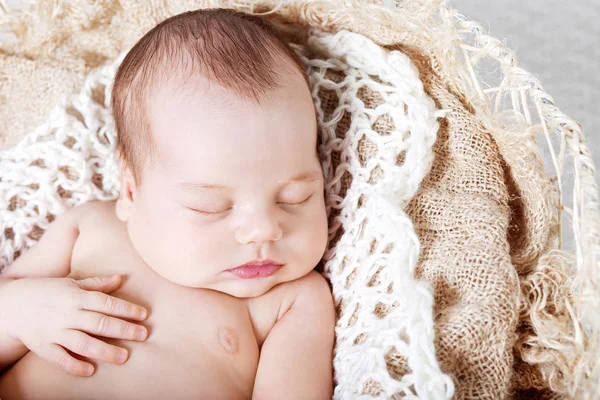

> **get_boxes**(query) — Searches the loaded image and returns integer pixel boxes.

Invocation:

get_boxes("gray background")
[449,0,600,183]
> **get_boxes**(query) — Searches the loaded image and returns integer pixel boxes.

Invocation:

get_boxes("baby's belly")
[0,331,256,400]
[0,291,259,400]
[0,219,260,399]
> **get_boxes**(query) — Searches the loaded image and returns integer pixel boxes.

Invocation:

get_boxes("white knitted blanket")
[0,26,452,399]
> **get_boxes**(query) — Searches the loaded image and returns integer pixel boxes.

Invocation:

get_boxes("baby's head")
[111,9,328,298]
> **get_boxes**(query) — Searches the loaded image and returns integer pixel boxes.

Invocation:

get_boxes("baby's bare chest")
[0,206,263,399]
[70,206,260,353]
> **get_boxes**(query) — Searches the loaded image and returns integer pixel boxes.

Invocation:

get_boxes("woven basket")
[439,4,600,398]
[0,0,598,398]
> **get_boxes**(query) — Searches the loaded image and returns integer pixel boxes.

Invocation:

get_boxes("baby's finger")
[40,343,94,377]
[57,329,129,365]
[79,290,148,321]
[76,311,148,341]
[75,275,122,293]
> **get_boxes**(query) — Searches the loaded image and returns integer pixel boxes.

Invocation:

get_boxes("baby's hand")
[0,275,148,377]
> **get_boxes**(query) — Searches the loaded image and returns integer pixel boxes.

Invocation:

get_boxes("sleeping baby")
[0,8,334,400]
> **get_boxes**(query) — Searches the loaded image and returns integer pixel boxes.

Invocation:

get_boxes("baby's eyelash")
[198,211,221,216]
[278,194,313,206]
[188,207,231,216]
[188,195,313,216]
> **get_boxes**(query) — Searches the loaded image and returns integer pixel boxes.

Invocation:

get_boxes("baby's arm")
[252,271,335,400]
[0,202,148,376]
[0,204,86,371]
[0,202,88,281]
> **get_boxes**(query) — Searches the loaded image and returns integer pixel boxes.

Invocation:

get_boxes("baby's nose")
[235,210,283,244]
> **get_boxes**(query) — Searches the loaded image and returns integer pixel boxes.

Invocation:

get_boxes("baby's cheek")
[302,206,329,264]
[180,223,233,270]
[144,217,204,281]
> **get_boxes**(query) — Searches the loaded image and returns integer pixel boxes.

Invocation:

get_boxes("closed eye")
[187,194,313,216]
[278,194,313,207]
[188,207,232,216]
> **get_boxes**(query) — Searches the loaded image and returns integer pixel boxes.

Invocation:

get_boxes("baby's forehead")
[142,57,316,160]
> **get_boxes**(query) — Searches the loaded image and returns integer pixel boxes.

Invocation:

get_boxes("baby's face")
[117,69,328,298]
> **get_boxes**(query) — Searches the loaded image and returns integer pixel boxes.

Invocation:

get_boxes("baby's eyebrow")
[179,170,323,191]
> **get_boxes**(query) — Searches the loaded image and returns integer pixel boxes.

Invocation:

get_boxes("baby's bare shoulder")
[249,272,331,325]
[74,200,117,225]
[279,270,331,299]
[246,271,332,345]
[76,199,115,216]
[287,272,333,318]
[56,200,112,222]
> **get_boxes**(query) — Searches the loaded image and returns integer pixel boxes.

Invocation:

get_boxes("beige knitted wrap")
[1,0,598,399]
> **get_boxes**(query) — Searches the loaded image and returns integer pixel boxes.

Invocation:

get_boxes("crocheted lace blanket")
[1,0,562,398]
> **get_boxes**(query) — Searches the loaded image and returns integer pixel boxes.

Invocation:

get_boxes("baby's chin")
[148,261,318,298]
[209,271,302,298]
[154,268,282,298]
[209,280,277,298]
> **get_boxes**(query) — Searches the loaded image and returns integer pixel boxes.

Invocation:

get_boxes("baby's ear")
[116,164,137,222]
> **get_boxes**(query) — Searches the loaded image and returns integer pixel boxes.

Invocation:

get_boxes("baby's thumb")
[76,275,122,293]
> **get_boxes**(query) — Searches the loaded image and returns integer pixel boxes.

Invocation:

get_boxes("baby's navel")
[217,326,239,355]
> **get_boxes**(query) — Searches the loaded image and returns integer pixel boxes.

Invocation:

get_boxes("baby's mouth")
[227,260,283,279]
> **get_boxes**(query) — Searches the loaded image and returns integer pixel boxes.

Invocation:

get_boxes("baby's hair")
[112,8,311,183]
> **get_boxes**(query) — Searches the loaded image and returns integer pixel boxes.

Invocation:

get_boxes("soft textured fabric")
[1,0,597,398]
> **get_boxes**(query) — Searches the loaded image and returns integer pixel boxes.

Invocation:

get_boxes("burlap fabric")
[1,0,577,398]
[401,46,521,398]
